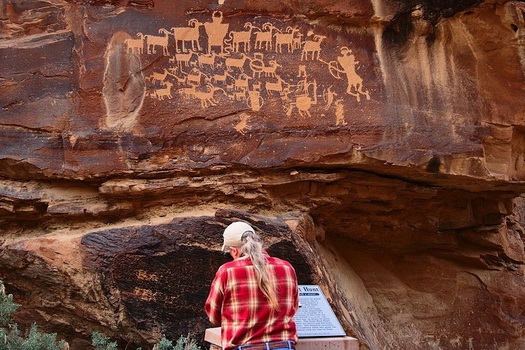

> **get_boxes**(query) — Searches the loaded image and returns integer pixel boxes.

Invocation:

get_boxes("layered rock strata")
[1,0,525,349]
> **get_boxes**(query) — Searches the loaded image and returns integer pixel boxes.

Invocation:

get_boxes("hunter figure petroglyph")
[326,47,370,102]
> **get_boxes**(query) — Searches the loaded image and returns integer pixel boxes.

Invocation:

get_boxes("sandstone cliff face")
[1,0,525,349]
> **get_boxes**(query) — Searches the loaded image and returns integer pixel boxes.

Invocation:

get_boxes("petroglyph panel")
[116,10,380,129]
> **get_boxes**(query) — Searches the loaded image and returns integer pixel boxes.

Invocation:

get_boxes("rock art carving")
[284,77,318,118]
[225,22,256,53]
[171,18,202,53]
[203,11,230,54]
[124,32,145,54]
[118,11,373,125]
[301,34,326,61]
[254,23,278,51]
[150,81,174,100]
[234,113,251,134]
[335,99,347,126]
[145,28,171,55]
[274,26,301,53]
[324,47,370,102]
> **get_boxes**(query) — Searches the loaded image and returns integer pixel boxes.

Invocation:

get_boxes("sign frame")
[295,285,346,338]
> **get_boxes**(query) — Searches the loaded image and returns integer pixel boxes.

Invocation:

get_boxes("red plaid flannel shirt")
[205,254,299,350]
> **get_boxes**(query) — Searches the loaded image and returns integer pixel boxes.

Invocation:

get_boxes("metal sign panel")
[296,285,346,337]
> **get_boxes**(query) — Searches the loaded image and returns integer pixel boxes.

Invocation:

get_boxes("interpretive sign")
[296,285,346,337]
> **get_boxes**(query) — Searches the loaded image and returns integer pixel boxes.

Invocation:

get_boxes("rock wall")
[1,0,525,349]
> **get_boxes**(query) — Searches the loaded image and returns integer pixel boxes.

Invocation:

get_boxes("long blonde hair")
[240,231,279,310]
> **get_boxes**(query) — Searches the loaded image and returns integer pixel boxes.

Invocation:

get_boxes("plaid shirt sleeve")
[205,265,226,326]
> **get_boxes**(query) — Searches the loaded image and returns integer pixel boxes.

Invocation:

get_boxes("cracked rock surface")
[1,0,525,349]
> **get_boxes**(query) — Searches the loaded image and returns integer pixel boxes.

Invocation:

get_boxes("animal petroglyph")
[171,19,202,53]
[146,29,170,55]
[173,52,195,70]
[193,83,225,108]
[123,10,373,126]
[197,53,218,70]
[124,33,145,54]
[251,56,281,78]
[225,53,250,73]
[226,22,256,53]
[301,34,326,61]
[234,113,251,134]
[151,81,174,100]
[265,77,288,96]
[254,22,278,51]
[147,68,171,84]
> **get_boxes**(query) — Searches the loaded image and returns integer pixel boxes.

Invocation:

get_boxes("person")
[205,221,299,350]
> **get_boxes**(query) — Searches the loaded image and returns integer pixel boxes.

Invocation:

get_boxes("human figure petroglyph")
[334,99,347,126]
[301,34,326,61]
[297,65,307,78]
[323,85,337,110]
[171,18,202,53]
[247,90,263,111]
[325,46,370,102]
[336,47,370,101]
[146,28,171,55]
[203,11,230,54]
[284,79,318,118]
[124,32,145,54]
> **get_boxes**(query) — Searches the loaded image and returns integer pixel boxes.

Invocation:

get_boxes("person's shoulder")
[269,256,294,267]
[217,257,249,272]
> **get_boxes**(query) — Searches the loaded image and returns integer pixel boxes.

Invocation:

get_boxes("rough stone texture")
[1,0,525,349]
